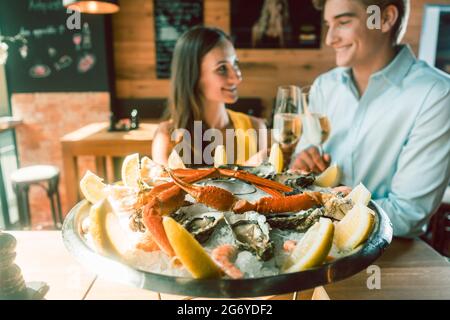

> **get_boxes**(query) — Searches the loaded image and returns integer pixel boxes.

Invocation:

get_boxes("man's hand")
[290,146,331,173]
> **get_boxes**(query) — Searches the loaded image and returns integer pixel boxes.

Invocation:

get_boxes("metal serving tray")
[62,180,392,298]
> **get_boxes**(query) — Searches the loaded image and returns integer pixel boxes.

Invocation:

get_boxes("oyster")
[247,161,275,178]
[182,212,224,243]
[274,171,315,192]
[172,203,215,219]
[225,212,274,261]
[321,193,353,220]
[172,204,224,243]
[265,193,352,233]
[266,208,323,232]
[248,162,315,193]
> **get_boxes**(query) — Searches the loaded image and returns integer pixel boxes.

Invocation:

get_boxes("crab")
[135,167,330,257]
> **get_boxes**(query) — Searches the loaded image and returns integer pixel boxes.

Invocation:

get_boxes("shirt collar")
[339,45,416,87]
[340,67,352,83]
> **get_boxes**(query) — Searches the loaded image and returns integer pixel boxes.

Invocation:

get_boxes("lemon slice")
[314,163,341,187]
[214,145,227,168]
[283,218,334,273]
[334,203,375,251]
[346,183,371,206]
[79,170,108,204]
[89,198,131,259]
[269,143,283,173]
[168,149,186,169]
[139,156,154,179]
[121,153,140,188]
[163,217,221,279]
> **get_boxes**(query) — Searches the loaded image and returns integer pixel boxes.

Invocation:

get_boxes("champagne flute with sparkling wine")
[273,85,303,148]
[300,86,331,155]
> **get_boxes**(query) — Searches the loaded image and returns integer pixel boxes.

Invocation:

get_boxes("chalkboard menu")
[0,0,110,93]
[154,0,203,79]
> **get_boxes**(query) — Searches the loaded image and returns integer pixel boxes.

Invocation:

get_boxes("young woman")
[152,26,267,167]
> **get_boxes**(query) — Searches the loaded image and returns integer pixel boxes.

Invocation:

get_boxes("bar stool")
[10,165,62,229]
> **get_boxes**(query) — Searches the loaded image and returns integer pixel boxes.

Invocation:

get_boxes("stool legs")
[13,183,31,229]
[48,188,58,229]
[55,182,63,225]
[10,165,62,230]
[48,176,63,229]
[13,178,63,230]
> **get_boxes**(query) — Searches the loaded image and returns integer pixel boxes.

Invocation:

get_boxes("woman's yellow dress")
[226,109,258,165]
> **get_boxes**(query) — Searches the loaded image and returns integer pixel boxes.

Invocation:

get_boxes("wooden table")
[61,122,158,208]
[10,231,96,300]
[7,231,450,300]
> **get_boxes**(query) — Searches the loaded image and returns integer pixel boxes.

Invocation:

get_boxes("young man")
[291,0,450,237]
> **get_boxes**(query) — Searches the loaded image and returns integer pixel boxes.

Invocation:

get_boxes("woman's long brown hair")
[166,26,232,134]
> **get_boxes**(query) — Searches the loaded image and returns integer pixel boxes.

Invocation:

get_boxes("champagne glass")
[300,85,331,155]
[272,85,303,148]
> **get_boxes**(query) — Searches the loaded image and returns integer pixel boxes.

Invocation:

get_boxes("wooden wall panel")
[113,0,447,118]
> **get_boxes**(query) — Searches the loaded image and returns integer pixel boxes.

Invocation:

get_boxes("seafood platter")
[62,153,393,298]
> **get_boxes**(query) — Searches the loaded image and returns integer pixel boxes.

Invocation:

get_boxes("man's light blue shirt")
[296,45,450,237]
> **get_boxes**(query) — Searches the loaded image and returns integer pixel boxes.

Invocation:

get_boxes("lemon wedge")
[269,143,284,173]
[163,217,221,279]
[168,149,186,169]
[139,156,153,179]
[314,163,341,187]
[121,153,140,188]
[334,203,375,251]
[346,183,371,206]
[283,218,334,273]
[214,145,227,168]
[89,198,131,259]
[79,170,108,204]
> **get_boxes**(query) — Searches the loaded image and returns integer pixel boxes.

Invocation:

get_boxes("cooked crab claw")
[217,168,292,193]
[233,192,322,214]
[167,169,238,212]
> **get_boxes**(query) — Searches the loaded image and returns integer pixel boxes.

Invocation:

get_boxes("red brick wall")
[12,93,110,228]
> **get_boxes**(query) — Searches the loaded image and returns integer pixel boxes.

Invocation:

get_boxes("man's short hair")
[313,0,410,44]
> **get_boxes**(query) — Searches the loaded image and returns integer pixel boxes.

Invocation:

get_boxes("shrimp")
[136,232,160,252]
[211,244,243,279]
[283,240,297,253]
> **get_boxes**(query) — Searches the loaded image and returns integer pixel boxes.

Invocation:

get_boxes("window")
[0,53,19,229]
[419,5,450,74]
[0,57,8,115]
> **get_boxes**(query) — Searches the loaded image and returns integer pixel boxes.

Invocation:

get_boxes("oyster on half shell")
[248,162,315,194]
[321,193,354,220]
[266,208,323,233]
[265,193,353,232]
[172,204,224,243]
[275,172,315,193]
[225,212,274,261]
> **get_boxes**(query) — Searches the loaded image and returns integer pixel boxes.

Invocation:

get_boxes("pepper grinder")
[0,231,49,300]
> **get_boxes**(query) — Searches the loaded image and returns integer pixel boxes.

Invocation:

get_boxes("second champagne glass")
[300,85,331,155]
[273,85,303,148]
